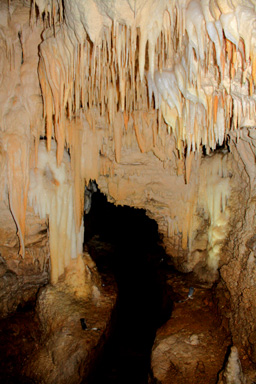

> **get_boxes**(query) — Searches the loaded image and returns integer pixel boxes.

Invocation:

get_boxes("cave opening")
[83,187,172,384]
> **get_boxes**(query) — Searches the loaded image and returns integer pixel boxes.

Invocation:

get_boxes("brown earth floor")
[0,304,40,384]
[0,270,117,384]
[150,270,231,384]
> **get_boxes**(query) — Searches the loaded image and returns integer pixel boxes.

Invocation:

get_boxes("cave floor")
[0,268,117,384]
[150,269,232,383]
[0,304,40,384]
[0,258,243,384]
[1,192,256,383]
[84,234,233,384]
[85,235,166,384]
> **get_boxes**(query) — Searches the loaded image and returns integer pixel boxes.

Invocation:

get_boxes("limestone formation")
[217,346,246,384]
[1,0,256,382]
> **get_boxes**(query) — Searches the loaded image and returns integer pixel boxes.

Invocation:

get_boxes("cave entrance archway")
[83,187,171,384]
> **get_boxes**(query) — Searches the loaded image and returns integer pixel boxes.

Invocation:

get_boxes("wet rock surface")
[150,271,231,384]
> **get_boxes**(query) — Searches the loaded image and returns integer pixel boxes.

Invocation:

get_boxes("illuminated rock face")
[0,200,49,317]
[1,0,256,366]
[28,140,84,284]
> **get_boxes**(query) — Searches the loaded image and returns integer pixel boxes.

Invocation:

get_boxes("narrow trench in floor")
[84,189,173,384]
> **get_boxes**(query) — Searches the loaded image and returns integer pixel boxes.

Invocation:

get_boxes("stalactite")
[29,0,256,276]
[114,114,123,163]
[6,135,29,257]
[123,110,129,131]
[34,0,256,162]
[28,141,83,284]
[199,154,230,271]
[81,113,99,182]
[66,119,84,231]
[133,113,146,153]
[185,151,194,184]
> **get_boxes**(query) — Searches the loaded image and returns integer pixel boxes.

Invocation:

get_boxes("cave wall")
[218,132,256,362]
[0,201,49,317]
[0,0,256,365]
[0,1,50,317]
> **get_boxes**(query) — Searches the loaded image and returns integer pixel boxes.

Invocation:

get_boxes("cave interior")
[1,0,256,383]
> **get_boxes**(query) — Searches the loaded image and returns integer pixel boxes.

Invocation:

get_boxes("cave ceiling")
[0,0,256,283]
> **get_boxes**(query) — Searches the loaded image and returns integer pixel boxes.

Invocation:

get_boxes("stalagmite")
[218,346,246,384]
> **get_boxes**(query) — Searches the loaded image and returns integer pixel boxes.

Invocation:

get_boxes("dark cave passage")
[83,190,172,384]
[0,188,233,384]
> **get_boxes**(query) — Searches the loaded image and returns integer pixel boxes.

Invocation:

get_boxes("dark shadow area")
[84,189,173,384]
[202,140,230,157]
[0,303,40,384]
